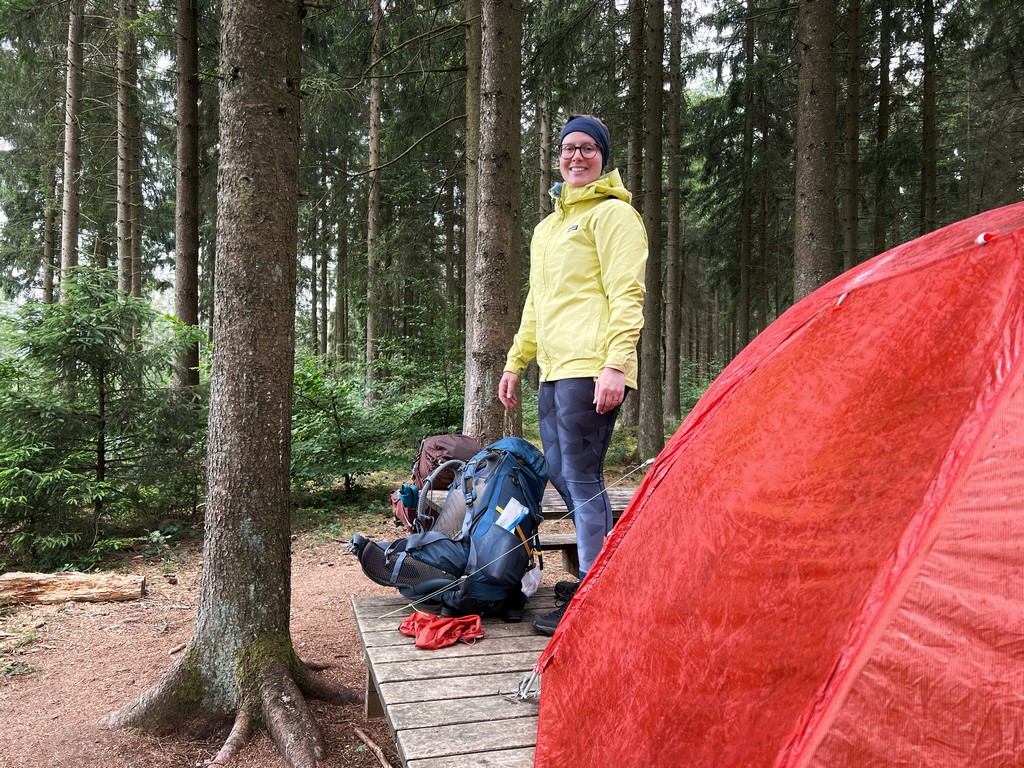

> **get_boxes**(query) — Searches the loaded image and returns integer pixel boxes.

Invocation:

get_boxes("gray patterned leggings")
[538,378,622,578]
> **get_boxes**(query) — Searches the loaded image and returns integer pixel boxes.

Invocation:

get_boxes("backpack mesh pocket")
[353,535,459,588]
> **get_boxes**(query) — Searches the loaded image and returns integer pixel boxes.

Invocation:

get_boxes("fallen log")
[0,571,146,605]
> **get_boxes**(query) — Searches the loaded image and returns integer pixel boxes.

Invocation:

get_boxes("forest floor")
[0,506,575,768]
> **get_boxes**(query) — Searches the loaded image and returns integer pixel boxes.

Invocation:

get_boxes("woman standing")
[498,114,647,635]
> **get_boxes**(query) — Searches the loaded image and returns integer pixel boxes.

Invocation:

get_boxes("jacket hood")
[551,169,632,207]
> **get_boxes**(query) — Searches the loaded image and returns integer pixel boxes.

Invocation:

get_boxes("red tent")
[533,202,1024,767]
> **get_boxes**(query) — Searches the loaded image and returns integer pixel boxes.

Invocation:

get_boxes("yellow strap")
[514,525,535,567]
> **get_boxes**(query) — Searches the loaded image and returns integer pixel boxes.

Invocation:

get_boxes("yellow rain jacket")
[505,170,648,388]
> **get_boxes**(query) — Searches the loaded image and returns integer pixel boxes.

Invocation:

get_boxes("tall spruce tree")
[103,1,357,762]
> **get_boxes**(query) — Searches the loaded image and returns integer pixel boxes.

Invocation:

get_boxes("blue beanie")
[559,116,610,171]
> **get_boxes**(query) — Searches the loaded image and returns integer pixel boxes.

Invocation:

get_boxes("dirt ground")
[0,510,571,768]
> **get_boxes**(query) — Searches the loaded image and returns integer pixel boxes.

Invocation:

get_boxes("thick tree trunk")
[103,1,356,763]
[793,0,838,301]
[173,0,201,391]
[464,0,522,444]
[637,0,664,460]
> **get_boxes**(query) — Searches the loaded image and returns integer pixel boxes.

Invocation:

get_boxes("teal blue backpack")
[351,437,548,617]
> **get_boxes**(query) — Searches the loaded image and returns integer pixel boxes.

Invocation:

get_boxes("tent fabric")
[533,202,1024,768]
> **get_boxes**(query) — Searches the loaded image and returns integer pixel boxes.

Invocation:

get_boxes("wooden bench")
[427,486,637,522]
[425,486,638,577]
[352,590,565,767]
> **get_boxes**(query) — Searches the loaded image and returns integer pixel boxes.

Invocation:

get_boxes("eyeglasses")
[558,143,600,159]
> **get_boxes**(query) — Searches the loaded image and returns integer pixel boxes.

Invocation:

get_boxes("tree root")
[100,657,197,730]
[297,665,361,705]
[261,658,326,768]
[103,650,362,768]
[203,706,254,767]
[298,657,332,671]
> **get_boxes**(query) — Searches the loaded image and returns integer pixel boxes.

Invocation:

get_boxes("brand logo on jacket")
[567,224,579,232]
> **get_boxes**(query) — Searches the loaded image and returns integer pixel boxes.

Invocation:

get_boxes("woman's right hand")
[498,371,520,408]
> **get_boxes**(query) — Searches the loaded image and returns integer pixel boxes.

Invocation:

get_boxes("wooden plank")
[535,532,575,548]
[369,635,548,665]
[397,717,539,762]
[425,485,637,520]
[373,649,541,685]
[354,600,557,639]
[364,622,548,651]
[388,694,537,730]
[408,747,535,768]
[378,671,527,705]
[364,660,385,719]
[359,613,553,647]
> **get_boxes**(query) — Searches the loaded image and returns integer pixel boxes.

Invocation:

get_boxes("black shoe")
[532,601,569,636]
[554,580,579,603]
[499,590,527,623]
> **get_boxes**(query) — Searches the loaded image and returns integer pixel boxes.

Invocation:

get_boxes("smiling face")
[558,130,604,187]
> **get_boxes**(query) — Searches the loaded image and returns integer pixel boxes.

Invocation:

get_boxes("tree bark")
[637,0,664,460]
[60,0,85,280]
[444,121,458,314]
[920,0,937,235]
[173,0,201,391]
[663,0,683,424]
[737,0,755,348]
[536,85,552,221]
[793,0,838,301]
[117,0,138,295]
[310,217,320,352]
[43,165,57,304]
[103,1,356,762]
[332,175,349,361]
[842,0,862,270]
[871,0,892,256]
[0,571,145,604]
[319,219,329,356]
[463,0,481,391]
[365,0,383,392]
[620,0,646,431]
[464,0,522,444]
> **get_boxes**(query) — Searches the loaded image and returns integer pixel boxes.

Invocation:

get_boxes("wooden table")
[351,590,563,767]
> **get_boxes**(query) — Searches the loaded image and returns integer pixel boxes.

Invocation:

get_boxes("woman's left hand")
[594,367,626,414]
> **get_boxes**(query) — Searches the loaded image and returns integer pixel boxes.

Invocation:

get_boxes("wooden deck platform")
[426,486,638,522]
[351,590,563,767]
